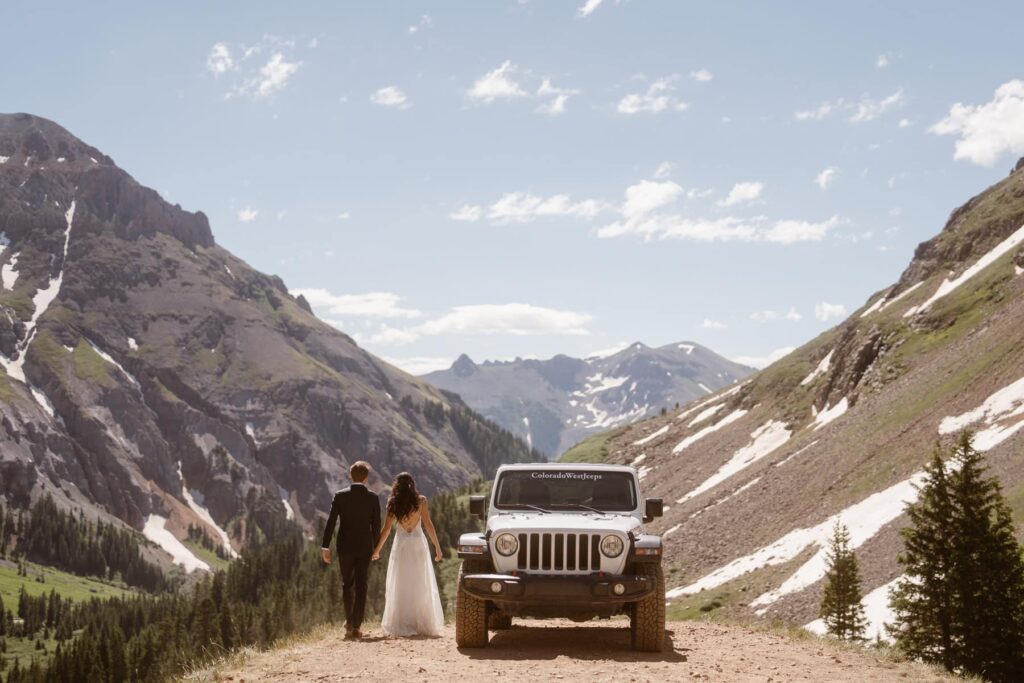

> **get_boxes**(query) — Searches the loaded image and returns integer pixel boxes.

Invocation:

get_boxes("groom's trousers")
[339,553,370,628]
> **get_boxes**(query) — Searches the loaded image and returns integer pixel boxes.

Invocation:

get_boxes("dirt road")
[196,619,954,682]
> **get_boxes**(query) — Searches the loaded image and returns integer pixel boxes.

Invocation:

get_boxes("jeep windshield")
[494,470,637,512]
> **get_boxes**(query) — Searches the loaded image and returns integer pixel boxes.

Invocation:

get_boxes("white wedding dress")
[381,517,445,637]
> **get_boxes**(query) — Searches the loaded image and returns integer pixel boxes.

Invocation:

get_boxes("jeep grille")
[516,532,601,572]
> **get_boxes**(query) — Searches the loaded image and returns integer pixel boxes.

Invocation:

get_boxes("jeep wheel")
[630,563,666,652]
[489,613,513,630]
[455,559,490,648]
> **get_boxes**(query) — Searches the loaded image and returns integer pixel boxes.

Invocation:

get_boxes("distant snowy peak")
[424,340,754,458]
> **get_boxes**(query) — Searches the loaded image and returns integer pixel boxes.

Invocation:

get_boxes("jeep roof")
[496,463,636,473]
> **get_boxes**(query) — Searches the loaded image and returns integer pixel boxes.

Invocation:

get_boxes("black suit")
[321,483,381,630]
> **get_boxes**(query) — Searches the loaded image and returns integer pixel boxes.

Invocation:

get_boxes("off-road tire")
[630,563,666,652]
[456,559,491,648]
[489,613,513,630]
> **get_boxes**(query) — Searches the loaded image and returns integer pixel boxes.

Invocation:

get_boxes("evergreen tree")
[890,433,1024,680]
[819,521,867,640]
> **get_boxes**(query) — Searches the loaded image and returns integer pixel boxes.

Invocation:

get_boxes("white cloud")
[418,303,592,337]
[898,118,912,128]
[206,43,236,75]
[690,68,714,82]
[653,161,674,179]
[578,0,605,17]
[291,289,422,318]
[370,86,409,108]
[815,301,848,321]
[622,180,684,219]
[717,181,763,207]
[733,346,796,369]
[876,54,889,69]
[408,14,433,34]
[930,80,1024,167]
[450,205,483,222]
[795,101,836,121]
[360,325,420,346]
[237,207,259,222]
[382,356,453,375]
[336,211,350,221]
[701,319,727,329]
[849,88,906,123]
[763,215,839,244]
[814,167,838,190]
[750,308,802,323]
[617,77,689,115]
[468,61,527,103]
[536,79,581,116]
[488,193,607,222]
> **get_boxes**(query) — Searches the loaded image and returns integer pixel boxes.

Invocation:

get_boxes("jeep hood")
[488,512,643,536]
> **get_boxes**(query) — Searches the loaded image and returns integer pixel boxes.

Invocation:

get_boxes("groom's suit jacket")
[321,483,382,556]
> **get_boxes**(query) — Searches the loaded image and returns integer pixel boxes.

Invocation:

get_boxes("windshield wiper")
[503,503,551,514]
[552,503,605,514]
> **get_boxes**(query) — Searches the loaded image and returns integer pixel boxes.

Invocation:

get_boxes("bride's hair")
[387,472,420,521]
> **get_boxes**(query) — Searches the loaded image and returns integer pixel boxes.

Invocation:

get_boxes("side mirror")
[644,497,663,523]
[469,495,486,518]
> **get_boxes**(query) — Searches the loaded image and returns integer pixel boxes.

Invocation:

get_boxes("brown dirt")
[195,619,956,682]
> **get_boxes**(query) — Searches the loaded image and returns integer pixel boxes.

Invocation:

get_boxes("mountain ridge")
[424,340,752,457]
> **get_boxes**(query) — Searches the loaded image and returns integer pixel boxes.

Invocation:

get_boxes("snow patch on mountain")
[143,515,210,573]
[127,337,138,351]
[179,462,238,558]
[279,487,295,521]
[1,252,19,289]
[688,404,724,427]
[939,376,1024,451]
[800,350,833,386]
[87,338,141,391]
[672,408,749,454]
[813,397,849,430]
[905,224,1024,317]
[633,425,669,446]
[678,344,695,355]
[677,421,790,503]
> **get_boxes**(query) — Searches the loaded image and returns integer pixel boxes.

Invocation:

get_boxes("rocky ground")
[187,619,957,682]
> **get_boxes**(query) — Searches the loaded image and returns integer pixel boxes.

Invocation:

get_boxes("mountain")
[0,113,535,569]
[423,342,752,458]
[562,158,1024,638]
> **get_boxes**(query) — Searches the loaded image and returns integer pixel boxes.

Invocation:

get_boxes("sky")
[3,1,1024,374]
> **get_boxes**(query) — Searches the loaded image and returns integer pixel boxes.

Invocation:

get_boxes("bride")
[371,472,445,637]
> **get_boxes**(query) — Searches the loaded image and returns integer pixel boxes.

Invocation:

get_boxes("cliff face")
[0,113,534,560]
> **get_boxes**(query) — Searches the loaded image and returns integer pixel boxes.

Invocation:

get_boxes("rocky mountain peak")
[451,353,478,377]
[0,112,214,250]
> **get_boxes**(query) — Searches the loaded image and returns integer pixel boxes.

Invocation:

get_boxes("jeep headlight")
[600,534,624,558]
[494,533,519,556]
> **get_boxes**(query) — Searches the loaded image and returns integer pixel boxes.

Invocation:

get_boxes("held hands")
[321,548,331,565]
[434,549,442,563]
[371,551,381,561]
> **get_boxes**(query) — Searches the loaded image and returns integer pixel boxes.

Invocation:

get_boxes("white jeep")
[455,463,665,651]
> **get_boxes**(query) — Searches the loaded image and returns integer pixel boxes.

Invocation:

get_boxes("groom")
[321,460,382,639]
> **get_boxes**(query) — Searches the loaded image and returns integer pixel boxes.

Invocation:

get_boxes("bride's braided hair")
[387,472,420,521]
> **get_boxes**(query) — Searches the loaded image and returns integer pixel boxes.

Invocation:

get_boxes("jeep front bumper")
[461,572,655,604]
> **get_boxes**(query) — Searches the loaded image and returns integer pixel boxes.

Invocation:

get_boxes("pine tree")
[889,446,956,668]
[819,521,867,640]
[890,433,1024,680]
[947,432,1024,680]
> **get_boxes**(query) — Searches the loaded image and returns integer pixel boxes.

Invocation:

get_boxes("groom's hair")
[350,461,370,483]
